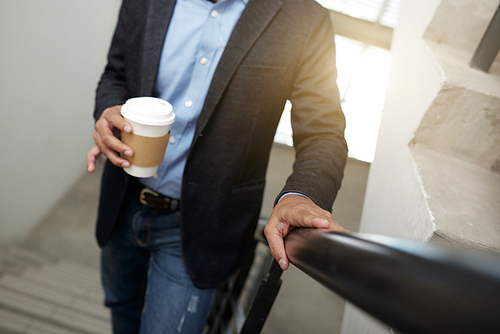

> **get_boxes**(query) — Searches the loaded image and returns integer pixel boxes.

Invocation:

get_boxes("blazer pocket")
[235,65,287,77]
[231,178,266,194]
[218,179,266,241]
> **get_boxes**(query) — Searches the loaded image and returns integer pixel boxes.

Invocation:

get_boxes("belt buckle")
[140,188,159,206]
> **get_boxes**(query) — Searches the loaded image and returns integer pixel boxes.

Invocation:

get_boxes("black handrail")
[285,229,500,334]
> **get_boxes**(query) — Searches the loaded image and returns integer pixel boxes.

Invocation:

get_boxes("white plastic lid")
[121,97,175,126]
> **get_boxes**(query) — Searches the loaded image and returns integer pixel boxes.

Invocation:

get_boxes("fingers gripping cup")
[120,97,175,178]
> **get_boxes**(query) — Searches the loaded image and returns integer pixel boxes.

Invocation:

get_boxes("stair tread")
[0,247,110,334]
[412,146,500,251]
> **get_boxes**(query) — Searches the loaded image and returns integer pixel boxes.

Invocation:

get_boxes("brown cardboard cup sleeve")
[121,132,170,167]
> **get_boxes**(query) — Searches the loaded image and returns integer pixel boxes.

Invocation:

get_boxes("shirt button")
[185,100,193,107]
[200,57,208,65]
[211,10,218,18]
[169,136,176,144]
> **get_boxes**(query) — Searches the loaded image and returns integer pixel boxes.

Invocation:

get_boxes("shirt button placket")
[211,10,218,18]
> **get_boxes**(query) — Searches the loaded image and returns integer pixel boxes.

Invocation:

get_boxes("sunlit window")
[336,36,391,162]
[317,0,400,28]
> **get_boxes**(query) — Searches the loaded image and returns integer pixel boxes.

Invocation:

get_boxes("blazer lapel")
[193,0,282,138]
[141,0,177,96]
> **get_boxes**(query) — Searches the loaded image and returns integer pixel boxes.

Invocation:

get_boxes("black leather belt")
[129,178,180,212]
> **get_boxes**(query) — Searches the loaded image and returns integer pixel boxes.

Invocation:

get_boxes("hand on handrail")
[264,194,349,270]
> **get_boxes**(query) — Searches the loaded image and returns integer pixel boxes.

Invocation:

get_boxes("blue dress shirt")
[140,0,248,199]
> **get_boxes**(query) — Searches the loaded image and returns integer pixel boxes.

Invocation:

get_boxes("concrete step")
[412,0,500,174]
[411,146,500,252]
[412,41,500,173]
[0,247,55,277]
[423,0,499,60]
[0,247,110,334]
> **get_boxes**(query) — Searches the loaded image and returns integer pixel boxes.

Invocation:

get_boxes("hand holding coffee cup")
[87,104,132,173]
[119,97,175,178]
[86,98,175,177]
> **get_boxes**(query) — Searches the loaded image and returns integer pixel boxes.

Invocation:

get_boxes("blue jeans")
[101,189,216,334]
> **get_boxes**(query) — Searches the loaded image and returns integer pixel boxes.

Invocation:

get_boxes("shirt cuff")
[277,192,311,203]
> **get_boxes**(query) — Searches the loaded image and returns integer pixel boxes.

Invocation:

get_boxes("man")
[86,0,348,332]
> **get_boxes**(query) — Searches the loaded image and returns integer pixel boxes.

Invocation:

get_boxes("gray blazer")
[95,0,347,288]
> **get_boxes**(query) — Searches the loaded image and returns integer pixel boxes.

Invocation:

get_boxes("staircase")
[410,0,500,252]
[0,246,110,334]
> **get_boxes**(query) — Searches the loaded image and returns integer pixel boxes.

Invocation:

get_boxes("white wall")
[354,0,443,240]
[0,0,122,243]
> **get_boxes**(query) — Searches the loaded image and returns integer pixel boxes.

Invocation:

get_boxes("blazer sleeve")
[94,1,130,121]
[277,9,348,211]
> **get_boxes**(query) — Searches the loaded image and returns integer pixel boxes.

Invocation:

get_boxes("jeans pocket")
[132,209,151,247]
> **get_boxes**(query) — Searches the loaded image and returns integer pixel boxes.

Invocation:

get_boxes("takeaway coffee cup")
[120,97,175,178]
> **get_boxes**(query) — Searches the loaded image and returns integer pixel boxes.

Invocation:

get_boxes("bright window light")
[337,36,391,162]
[316,0,400,28]
[274,35,392,163]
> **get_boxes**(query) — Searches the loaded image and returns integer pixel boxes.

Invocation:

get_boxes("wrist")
[277,192,311,203]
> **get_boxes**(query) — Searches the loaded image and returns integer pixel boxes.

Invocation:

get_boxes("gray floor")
[19,143,369,333]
